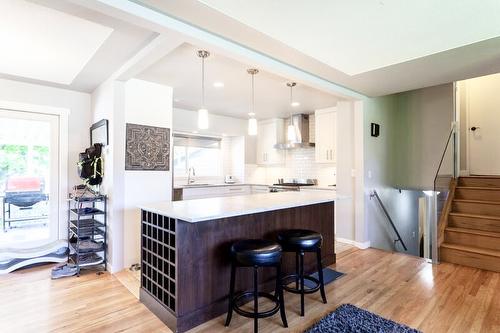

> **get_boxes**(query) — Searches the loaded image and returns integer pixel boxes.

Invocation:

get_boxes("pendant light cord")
[201,55,205,107]
[251,72,255,114]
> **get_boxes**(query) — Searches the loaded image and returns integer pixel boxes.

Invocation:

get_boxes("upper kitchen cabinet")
[315,107,337,163]
[256,118,285,165]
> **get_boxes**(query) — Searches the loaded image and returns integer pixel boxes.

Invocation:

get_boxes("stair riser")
[440,247,500,272]
[445,230,500,251]
[449,215,500,233]
[453,202,500,216]
[455,189,500,201]
[458,178,500,187]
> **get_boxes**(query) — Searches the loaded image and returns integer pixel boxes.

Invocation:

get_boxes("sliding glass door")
[0,109,59,249]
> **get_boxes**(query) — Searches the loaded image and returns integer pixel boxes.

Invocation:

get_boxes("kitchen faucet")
[187,167,196,184]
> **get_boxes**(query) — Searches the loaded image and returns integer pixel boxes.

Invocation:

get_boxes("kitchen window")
[173,134,222,178]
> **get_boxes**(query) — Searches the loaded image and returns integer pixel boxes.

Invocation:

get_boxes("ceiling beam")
[70,0,365,101]
[111,32,184,82]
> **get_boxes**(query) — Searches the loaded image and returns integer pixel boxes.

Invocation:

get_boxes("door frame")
[0,100,69,244]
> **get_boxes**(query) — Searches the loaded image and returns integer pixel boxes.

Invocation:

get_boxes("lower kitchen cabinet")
[180,185,261,200]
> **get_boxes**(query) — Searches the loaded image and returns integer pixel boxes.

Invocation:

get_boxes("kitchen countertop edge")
[140,192,347,223]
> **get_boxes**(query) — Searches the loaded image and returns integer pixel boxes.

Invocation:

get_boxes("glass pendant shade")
[248,118,257,136]
[198,108,209,129]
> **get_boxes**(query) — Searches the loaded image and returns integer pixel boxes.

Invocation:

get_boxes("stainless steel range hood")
[274,114,315,149]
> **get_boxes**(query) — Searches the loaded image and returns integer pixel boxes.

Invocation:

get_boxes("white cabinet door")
[223,186,251,196]
[256,119,284,165]
[315,108,337,164]
[182,186,227,200]
[251,185,270,193]
[182,185,252,200]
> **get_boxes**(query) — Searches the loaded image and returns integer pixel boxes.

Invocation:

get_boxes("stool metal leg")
[276,263,288,327]
[253,265,258,333]
[299,250,305,316]
[317,248,327,304]
[224,261,236,327]
[295,251,299,289]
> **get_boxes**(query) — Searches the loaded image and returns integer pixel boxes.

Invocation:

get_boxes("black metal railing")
[370,190,408,251]
[433,128,455,192]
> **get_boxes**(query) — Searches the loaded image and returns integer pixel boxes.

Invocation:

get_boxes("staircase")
[440,176,500,272]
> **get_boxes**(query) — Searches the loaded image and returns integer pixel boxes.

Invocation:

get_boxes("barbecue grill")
[2,176,49,231]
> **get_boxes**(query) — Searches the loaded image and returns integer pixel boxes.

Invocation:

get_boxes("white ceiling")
[0,0,113,85]
[198,0,500,75]
[137,43,339,119]
[138,0,500,96]
[0,0,156,92]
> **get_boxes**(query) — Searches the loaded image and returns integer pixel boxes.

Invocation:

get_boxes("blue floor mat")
[305,304,421,333]
[304,268,344,288]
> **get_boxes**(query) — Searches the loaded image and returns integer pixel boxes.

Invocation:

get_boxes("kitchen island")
[139,191,340,332]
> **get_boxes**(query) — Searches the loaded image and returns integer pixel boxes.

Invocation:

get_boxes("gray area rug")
[305,304,421,333]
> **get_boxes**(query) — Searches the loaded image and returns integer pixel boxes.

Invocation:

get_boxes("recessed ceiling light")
[174,98,181,102]
[222,133,227,136]
[291,102,301,107]
[248,112,256,117]
[0,0,113,85]
[193,131,198,134]
[213,81,224,88]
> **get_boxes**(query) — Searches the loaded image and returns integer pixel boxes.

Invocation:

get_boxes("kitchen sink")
[183,183,210,187]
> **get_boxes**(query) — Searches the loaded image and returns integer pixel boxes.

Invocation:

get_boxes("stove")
[269,178,318,192]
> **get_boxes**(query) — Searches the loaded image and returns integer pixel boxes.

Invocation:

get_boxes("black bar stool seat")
[225,239,287,333]
[231,239,282,266]
[277,229,327,317]
[277,229,323,250]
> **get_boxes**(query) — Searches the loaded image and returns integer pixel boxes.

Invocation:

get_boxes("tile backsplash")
[245,148,336,186]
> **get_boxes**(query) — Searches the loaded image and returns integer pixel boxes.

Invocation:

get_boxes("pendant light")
[247,68,259,136]
[286,82,300,143]
[197,50,210,129]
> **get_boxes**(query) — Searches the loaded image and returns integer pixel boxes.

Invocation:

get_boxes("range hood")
[274,114,315,149]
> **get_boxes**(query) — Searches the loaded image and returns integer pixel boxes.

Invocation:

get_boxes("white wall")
[91,79,126,273]
[0,78,91,188]
[92,78,173,272]
[123,79,173,268]
[394,83,454,189]
[363,95,398,247]
[335,101,356,242]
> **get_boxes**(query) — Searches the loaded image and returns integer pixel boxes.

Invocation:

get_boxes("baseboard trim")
[459,170,470,176]
[336,237,370,249]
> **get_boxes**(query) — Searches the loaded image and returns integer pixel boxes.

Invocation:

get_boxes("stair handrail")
[433,127,455,192]
[370,190,408,251]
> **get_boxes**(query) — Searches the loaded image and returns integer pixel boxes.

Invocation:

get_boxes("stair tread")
[453,199,500,205]
[460,176,500,179]
[456,186,500,191]
[449,212,500,221]
[445,226,500,238]
[441,243,500,257]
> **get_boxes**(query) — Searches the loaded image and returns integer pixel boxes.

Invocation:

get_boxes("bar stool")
[225,239,288,333]
[277,229,327,316]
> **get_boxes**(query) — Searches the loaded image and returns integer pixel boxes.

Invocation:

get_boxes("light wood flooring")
[1,242,499,333]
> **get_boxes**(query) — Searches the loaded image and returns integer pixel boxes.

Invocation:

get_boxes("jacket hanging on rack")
[78,143,103,185]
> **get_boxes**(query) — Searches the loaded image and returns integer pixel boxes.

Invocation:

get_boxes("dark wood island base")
[140,201,335,332]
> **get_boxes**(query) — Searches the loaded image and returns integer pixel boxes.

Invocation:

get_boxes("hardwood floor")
[1,243,499,333]
[0,265,168,333]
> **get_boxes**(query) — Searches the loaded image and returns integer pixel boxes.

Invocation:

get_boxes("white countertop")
[140,191,346,223]
[173,183,336,191]
[173,183,268,189]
